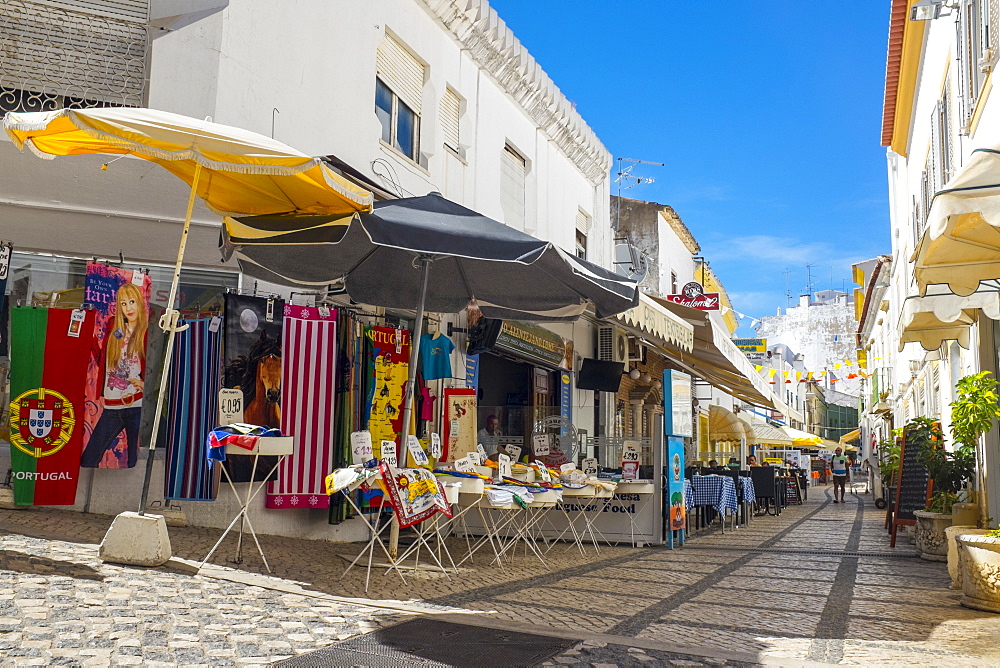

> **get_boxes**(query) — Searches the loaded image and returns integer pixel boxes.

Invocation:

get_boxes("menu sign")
[890,434,930,547]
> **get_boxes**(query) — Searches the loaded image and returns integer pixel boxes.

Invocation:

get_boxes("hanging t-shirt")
[420,386,436,421]
[419,333,455,381]
[831,455,849,476]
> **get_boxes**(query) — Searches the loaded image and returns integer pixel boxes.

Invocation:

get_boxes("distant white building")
[756,292,861,398]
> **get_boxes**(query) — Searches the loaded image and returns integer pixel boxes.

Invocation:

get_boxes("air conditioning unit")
[597,326,628,363]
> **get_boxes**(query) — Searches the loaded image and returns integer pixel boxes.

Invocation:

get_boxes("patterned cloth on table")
[266,305,338,509]
[738,476,756,503]
[164,318,222,501]
[683,479,693,511]
[689,475,738,517]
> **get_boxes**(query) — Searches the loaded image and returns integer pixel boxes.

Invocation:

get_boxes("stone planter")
[947,526,989,589]
[958,534,1000,613]
[914,510,953,561]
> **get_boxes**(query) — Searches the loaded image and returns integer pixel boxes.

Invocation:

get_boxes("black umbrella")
[223,192,637,321]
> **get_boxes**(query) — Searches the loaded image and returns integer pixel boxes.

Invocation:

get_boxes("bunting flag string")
[754,357,872,384]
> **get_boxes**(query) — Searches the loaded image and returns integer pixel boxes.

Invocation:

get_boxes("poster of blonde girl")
[81,264,151,469]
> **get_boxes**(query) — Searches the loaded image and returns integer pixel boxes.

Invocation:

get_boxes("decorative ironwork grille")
[0,0,148,114]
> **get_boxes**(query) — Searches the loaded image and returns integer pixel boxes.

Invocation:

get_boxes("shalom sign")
[665,281,720,310]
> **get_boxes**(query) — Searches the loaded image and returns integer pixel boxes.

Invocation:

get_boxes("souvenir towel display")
[378,462,452,529]
[164,318,223,501]
[0,242,11,356]
[8,307,95,505]
[80,262,152,469]
[222,294,284,483]
[364,326,410,459]
[266,305,337,509]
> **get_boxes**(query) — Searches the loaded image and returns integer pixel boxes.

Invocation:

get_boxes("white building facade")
[0,0,616,539]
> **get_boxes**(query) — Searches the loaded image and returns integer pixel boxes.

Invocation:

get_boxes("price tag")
[506,445,522,461]
[67,309,86,338]
[467,451,482,466]
[430,433,442,459]
[208,315,222,333]
[534,460,551,483]
[130,268,145,286]
[450,419,460,437]
[582,457,599,477]
[560,462,576,473]
[350,431,374,465]
[266,298,275,322]
[497,454,512,481]
[395,327,403,354]
[477,443,488,463]
[218,388,244,426]
[318,306,331,318]
[622,440,641,463]
[380,440,398,467]
[532,434,550,457]
[455,456,476,473]
[622,461,640,480]
[407,434,430,467]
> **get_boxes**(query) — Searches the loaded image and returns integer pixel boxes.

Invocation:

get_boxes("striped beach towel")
[267,305,337,509]
[164,318,222,501]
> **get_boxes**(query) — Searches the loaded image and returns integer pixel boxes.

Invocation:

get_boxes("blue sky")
[489,1,891,333]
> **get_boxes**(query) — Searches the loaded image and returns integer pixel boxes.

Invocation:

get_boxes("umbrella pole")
[137,165,201,515]
[390,255,432,558]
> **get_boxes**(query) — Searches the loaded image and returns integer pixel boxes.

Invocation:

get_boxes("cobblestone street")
[3,485,1000,666]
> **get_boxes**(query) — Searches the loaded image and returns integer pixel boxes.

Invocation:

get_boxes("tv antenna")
[782,268,792,308]
[805,263,816,300]
[614,157,663,229]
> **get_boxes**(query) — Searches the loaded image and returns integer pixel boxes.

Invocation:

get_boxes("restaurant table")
[687,475,738,532]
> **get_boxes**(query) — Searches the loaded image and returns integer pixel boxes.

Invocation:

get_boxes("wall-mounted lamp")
[908,359,920,378]
[910,0,956,20]
[629,368,641,380]
[640,372,651,383]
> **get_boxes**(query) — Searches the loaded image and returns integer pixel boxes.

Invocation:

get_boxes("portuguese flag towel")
[9,307,95,506]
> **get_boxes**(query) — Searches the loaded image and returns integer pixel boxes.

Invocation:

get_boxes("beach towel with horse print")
[222,294,284,483]
[266,304,337,509]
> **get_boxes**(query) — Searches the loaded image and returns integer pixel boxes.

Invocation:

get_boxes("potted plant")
[951,372,1000,610]
[911,417,976,561]
[875,437,900,510]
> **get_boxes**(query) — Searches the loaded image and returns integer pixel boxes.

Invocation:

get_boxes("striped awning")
[614,293,694,353]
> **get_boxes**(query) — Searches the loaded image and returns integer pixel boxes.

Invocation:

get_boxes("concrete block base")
[99,512,172,567]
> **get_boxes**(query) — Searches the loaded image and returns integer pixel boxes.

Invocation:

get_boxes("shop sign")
[559,372,572,433]
[494,320,571,369]
[733,338,768,361]
[665,281,719,310]
[465,354,480,390]
[667,437,686,533]
[663,370,693,438]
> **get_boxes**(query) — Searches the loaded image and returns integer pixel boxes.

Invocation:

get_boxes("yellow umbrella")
[3,107,373,514]
[782,426,823,447]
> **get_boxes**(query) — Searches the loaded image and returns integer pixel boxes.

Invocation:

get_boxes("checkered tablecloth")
[689,475,738,517]
[738,476,756,503]
[683,479,693,511]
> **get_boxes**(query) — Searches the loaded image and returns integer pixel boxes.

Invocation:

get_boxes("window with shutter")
[0,1,148,114]
[376,34,424,114]
[500,145,526,228]
[374,33,424,162]
[441,88,461,152]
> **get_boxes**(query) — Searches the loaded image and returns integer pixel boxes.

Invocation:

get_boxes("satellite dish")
[614,242,649,282]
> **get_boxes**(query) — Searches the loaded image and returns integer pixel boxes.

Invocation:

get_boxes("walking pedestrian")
[831,447,850,503]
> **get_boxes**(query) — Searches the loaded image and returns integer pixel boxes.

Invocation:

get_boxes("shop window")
[671,271,678,295]
[959,0,995,124]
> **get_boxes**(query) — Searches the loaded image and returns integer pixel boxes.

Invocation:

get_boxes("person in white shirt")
[477,415,503,456]
[831,447,851,503]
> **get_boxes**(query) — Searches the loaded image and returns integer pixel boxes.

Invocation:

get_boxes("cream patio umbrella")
[3,107,373,525]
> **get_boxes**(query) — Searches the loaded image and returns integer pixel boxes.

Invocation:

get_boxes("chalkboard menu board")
[785,476,802,504]
[890,434,930,547]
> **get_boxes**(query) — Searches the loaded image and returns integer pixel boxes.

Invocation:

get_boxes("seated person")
[746,455,758,466]
[477,415,503,456]
[707,459,719,468]
[727,457,739,468]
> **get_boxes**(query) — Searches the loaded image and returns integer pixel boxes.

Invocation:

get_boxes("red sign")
[665,293,720,310]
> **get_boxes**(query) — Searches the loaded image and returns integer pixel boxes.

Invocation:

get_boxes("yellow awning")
[739,416,792,446]
[898,282,1000,351]
[839,429,861,444]
[614,293,695,353]
[708,404,753,443]
[3,107,373,218]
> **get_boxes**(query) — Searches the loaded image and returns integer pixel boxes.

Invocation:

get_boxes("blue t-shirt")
[419,334,455,380]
